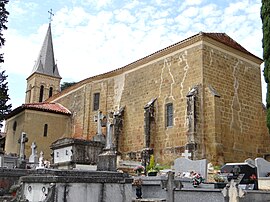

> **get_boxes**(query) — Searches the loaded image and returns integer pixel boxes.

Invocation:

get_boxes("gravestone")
[18,132,28,168]
[29,142,38,164]
[221,161,257,189]
[93,110,106,143]
[160,171,182,202]
[97,111,117,171]
[174,158,208,180]
[255,158,270,190]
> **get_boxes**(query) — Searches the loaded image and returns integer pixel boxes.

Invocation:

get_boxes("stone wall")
[25,73,61,104]
[5,110,71,159]
[47,34,270,165]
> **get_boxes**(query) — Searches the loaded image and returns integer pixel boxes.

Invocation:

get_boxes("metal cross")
[48,9,54,23]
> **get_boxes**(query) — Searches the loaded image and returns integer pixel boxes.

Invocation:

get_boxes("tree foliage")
[262,0,270,130]
[0,71,11,124]
[0,0,9,63]
[61,81,77,91]
[0,0,10,127]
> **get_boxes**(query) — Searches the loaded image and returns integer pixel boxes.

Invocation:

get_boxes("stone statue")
[113,106,125,153]
[144,98,157,148]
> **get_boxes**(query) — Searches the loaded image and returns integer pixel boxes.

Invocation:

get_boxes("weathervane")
[48,9,54,23]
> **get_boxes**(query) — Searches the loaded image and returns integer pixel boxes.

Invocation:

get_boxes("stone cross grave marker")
[93,110,106,143]
[18,132,28,160]
[161,171,182,202]
[181,149,191,159]
[174,158,208,180]
[29,142,38,163]
[105,112,114,150]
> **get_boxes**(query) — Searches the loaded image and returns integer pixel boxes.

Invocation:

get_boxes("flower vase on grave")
[133,178,142,199]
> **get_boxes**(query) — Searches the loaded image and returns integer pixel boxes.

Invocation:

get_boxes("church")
[4,22,270,166]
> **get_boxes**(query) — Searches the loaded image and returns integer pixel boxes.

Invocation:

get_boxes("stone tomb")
[174,158,208,180]
[255,158,270,190]
[50,138,104,170]
[14,169,132,202]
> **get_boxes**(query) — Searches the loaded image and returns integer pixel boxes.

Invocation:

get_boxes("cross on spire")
[48,9,54,23]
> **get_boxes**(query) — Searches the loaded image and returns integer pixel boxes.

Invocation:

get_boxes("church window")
[49,87,53,98]
[43,124,48,137]
[166,103,173,127]
[13,121,17,131]
[93,93,100,111]
[39,85,44,102]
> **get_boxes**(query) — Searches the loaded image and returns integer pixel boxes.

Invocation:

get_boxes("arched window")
[39,85,44,102]
[49,87,53,98]
[13,121,17,131]
[43,124,48,137]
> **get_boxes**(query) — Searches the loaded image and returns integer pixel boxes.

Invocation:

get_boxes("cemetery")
[0,111,270,201]
[2,23,270,201]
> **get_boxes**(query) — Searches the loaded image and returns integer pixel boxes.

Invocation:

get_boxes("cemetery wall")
[5,110,71,159]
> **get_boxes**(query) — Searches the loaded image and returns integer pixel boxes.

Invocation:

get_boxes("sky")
[2,0,265,109]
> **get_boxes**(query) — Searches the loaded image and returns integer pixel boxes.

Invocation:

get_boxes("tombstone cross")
[181,149,191,159]
[18,132,28,160]
[94,110,105,135]
[161,171,183,202]
[105,112,114,150]
[29,142,38,163]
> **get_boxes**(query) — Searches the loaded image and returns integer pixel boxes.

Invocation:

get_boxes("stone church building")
[4,23,270,166]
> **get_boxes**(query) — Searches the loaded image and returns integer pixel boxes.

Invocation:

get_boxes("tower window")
[43,124,48,137]
[49,87,53,98]
[166,103,173,127]
[13,121,17,131]
[39,85,44,102]
[93,93,100,111]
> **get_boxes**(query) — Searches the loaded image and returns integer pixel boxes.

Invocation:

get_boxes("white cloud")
[4,0,266,108]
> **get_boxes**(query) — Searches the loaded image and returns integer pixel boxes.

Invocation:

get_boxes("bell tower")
[25,23,61,104]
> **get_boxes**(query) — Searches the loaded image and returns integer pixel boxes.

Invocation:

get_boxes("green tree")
[0,0,11,128]
[0,70,11,127]
[61,81,77,91]
[262,0,270,130]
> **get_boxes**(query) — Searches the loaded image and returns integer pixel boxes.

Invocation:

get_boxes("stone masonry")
[5,32,270,166]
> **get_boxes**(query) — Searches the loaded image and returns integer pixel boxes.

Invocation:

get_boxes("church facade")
[4,24,270,165]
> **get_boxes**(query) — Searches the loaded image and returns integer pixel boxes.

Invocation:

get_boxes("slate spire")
[31,23,61,78]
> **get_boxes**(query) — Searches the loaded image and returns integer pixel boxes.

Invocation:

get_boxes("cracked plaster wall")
[202,44,270,163]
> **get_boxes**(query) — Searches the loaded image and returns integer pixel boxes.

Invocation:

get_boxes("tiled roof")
[201,32,254,57]
[5,103,71,119]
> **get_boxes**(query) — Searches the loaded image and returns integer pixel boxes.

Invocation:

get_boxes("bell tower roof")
[29,23,61,79]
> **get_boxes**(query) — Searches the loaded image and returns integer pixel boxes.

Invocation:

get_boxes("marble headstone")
[174,158,208,180]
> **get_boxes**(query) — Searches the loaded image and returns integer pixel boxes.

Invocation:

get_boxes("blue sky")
[3,0,265,109]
